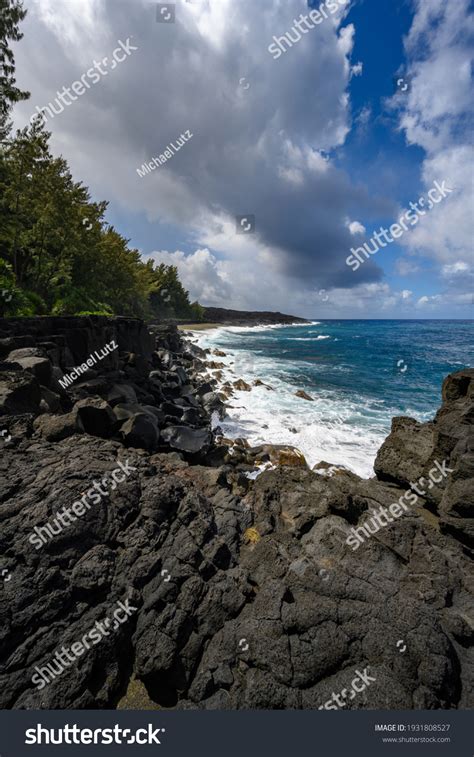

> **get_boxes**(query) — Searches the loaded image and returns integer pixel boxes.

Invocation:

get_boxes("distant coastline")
[171,306,309,331]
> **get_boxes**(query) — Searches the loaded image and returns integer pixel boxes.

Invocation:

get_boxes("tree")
[148,262,201,320]
[0,0,29,141]
[0,4,204,321]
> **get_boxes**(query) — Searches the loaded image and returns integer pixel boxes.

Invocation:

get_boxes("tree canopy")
[0,1,203,322]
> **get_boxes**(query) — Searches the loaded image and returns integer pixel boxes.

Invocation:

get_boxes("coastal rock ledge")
[0,316,472,710]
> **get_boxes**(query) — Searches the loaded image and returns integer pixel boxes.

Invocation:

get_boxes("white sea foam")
[289,335,330,341]
[193,325,396,478]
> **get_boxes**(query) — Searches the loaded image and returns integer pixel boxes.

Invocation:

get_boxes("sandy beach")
[178,323,219,331]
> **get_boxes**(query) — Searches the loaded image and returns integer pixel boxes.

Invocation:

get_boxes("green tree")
[0,5,203,321]
[148,262,200,320]
[0,0,29,141]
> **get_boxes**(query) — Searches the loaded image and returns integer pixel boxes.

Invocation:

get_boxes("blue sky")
[13,0,474,318]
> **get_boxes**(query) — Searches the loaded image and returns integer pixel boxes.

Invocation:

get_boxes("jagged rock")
[7,354,52,386]
[295,389,313,401]
[71,546,116,592]
[254,379,273,390]
[7,347,52,386]
[375,369,474,519]
[6,347,45,361]
[374,417,436,485]
[33,411,83,441]
[0,318,471,714]
[233,379,252,392]
[248,444,308,470]
[201,392,226,418]
[0,413,34,446]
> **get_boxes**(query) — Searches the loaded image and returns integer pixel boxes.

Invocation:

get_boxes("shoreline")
[0,315,472,710]
[178,323,220,331]
[184,322,378,477]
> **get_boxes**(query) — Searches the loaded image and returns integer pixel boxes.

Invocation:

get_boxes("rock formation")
[0,317,472,710]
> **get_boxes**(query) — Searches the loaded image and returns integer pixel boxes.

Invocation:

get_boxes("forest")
[0,0,203,321]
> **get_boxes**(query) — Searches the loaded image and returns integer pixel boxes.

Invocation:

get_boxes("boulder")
[254,379,273,390]
[40,386,61,413]
[121,413,160,451]
[114,402,164,425]
[0,371,41,415]
[295,389,313,401]
[250,444,308,469]
[7,347,45,361]
[33,411,83,442]
[201,392,226,417]
[73,397,116,438]
[233,379,252,392]
[170,365,188,385]
[161,401,184,419]
[194,382,215,397]
[374,417,436,486]
[7,347,53,386]
[160,425,211,454]
[182,408,204,426]
[107,383,138,407]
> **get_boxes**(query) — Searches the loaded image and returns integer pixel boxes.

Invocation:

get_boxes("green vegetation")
[0,0,29,141]
[0,0,203,322]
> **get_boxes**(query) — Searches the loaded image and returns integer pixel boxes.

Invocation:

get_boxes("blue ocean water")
[194,320,473,477]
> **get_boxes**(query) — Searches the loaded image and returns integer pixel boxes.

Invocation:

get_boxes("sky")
[12,0,474,318]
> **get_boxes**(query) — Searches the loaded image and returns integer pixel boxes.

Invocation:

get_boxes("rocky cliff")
[0,316,472,710]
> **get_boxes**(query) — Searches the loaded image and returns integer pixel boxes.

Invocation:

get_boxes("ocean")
[192,320,473,477]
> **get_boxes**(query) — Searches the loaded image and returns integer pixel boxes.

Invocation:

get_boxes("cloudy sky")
[12,0,474,318]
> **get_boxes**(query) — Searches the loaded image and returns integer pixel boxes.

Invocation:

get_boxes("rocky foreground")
[0,316,472,710]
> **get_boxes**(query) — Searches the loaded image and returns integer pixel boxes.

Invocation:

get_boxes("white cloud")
[13,0,393,306]
[347,220,366,235]
[10,0,472,318]
[394,0,474,278]
[395,257,420,276]
[441,261,469,276]
[147,248,232,305]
